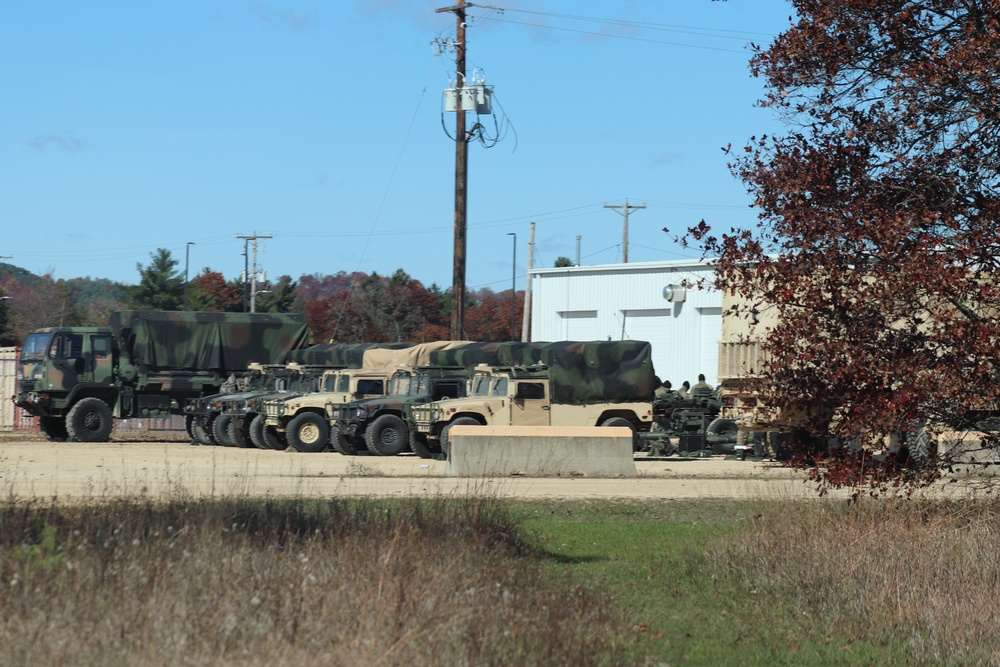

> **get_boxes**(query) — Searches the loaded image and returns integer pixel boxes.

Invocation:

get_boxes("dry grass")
[721,498,1000,665]
[0,494,623,666]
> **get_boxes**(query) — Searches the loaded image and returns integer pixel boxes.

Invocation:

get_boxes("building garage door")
[558,311,598,340]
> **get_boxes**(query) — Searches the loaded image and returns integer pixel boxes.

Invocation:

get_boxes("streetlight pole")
[185,241,195,310]
[507,232,516,341]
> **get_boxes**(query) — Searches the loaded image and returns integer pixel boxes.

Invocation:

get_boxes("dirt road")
[0,437,976,501]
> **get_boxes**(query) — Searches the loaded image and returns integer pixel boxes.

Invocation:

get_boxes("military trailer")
[410,342,657,457]
[14,311,310,442]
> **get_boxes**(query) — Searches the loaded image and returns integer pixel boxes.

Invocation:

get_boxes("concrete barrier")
[446,425,637,477]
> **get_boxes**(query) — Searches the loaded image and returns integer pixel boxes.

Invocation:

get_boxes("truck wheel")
[706,418,738,455]
[66,397,113,443]
[230,416,253,448]
[768,431,793,462]
[39,416,69,442]
[365,414,408,456]
[262,423,285,450]
[600,417,640,451]
[184,415,196,440]
[192,417,214,446]
[202,415,221,445]
[409,430,434,459]
[213,414,236,447]
[441,417,480,458]
[287,412,329,453]
[249,414,270,449]
[330,424,358,456]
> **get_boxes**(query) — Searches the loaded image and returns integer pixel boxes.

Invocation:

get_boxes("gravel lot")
[0,436,976,502]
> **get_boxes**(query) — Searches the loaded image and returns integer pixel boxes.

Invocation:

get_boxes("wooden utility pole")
[604,199,645,263]
[521,222,534,342]
[436,1,469,340]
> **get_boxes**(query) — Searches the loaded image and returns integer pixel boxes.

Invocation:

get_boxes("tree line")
[0,248,525,346]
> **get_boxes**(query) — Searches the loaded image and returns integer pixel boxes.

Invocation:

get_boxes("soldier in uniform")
[654,378,673,399]
[691,373,713,397]
[678,381,691,400]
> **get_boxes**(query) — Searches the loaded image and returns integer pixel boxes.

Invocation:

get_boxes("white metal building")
[528,260,722,387]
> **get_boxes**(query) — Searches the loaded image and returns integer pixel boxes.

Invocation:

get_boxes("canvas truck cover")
[360,341,474,370]
[110,311,310,372]
[286,342,412,367]
[425,342,504,368]
[498,340,656,404]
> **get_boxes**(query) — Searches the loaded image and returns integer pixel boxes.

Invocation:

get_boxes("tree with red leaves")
[692,1,1000,490]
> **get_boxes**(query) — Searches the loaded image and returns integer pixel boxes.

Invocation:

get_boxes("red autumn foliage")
[688,1,1000,492]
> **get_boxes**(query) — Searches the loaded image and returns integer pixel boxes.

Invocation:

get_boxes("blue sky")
[2,0,794,293]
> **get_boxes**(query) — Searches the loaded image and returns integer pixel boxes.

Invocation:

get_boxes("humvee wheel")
[191,417,214,446]
[249,414,270,449]
[213,414,236,447]
[440,417,480,458]
[230,416,254,448]
[600,417,640,451]
[365,414,408,456]
[409,430,434,459]
[330,424,358,456]
[287,412,329,453]
[66,397,113,443]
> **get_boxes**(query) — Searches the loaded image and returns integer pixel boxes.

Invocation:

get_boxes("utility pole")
[522,223,534,342]
[237,232,272,313]
[437,1,468,340]
[604,199,645,263]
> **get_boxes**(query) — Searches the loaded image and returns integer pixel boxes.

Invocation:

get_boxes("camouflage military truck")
[410,340,658,457]
[14,311,310,442]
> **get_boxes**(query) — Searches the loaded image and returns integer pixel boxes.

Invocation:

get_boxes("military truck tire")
[213,414,236,447]
[440,417,480,458]
[366,414,408,456]
[330,424,358,456]
[600,417,640,451]
[769,431,793,462]
[287,412,329,453]
[184,415,196,440]
[230,416,254,448]
[409,430,434,459]
[198,414,219,445]
[66,397,114,443]
[906,426,937,465]
[39,416,69,442]
[249,414,270,449]
[706,418,738,455]
[262,423,285,450]
[191,418,213,446]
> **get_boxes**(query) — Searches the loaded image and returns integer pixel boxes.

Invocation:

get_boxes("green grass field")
[1,493,997,665]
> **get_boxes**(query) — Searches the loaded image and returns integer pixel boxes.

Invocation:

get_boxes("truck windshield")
[390,374,413,395]
[493,377,508,396]
[21,333,52,359]
[471,375,491,396]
